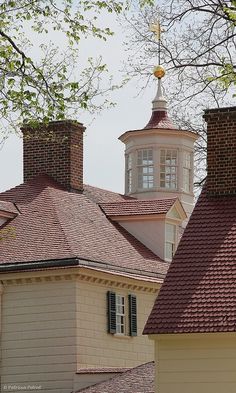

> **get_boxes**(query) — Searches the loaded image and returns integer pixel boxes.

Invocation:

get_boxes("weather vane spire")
[149,19,161,65]
[149,18,167,111]
[149,19,165,78]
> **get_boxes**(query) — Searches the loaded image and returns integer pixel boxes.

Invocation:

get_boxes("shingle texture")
[144,186,236,334]
[144,110,176,130]
[76,362,154,393]
[0,175,168,279]
[100,198,177,217]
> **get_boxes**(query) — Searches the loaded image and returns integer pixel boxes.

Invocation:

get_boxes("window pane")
[137,149,154,189]
[165,243,173,260]
[149,166,154,174]
[165,224,176,261]
[166,224,175,242]
[184,152,191,168]
[160,150,177,189]
[116,295,125,334]
[183,168,190,192]
[126,154,132,193]
[127,154,132,169]
[183,152,191,192]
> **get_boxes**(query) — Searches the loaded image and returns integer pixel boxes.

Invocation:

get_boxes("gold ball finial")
[153,65,165,79]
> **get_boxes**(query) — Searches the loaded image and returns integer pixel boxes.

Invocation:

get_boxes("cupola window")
[137,149,154,189]
[160,149,177,189]
[183,152,192,193]
[126,154,132,193]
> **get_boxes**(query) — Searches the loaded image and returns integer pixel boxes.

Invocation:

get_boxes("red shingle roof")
[144,110,176,130]
[144,187,236,334]
[100,198,177,217]
[83,184,134,203]
[0,175,168,279]
[76,362,154,393]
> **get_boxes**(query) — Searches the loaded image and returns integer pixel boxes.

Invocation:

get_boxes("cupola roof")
[144,68,176,130]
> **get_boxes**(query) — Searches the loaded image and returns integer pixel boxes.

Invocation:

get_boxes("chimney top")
[204,106,236,196]
[21,119,85,132]
[22,119,85,192]
[204,106,236,117]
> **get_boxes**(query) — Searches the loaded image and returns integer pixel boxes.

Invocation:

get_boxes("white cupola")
[119,67,198,219]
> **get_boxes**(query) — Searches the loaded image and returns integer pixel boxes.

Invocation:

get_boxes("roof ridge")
[100,197,178,205]
[46,187,76,257]
[84,183,126,196]
[83,184,135,202]
[0,174,65,202]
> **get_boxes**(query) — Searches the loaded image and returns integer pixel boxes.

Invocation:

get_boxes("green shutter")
[107,291,116,334]
[129,294,137,336]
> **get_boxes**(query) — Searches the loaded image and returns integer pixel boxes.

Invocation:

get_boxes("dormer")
[100,198,186,262]
[119,70,198,220]
[0,201,18,227]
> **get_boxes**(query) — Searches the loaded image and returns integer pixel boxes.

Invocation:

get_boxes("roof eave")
[119,128,198,143]
[0,257,166,281]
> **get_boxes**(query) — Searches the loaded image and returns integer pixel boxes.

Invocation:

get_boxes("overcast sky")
[0,8,156,194]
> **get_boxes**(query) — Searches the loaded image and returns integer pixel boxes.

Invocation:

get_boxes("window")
[160,150,177,189]
[137,149,154,189]
[107,292,137,336]
[165,223,176,261]
[183,152,192,193]
[126,154,132,193]
[116,295,125,334]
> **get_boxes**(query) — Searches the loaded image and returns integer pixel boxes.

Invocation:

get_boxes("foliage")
[0,226,15,241]
[122,0,236,187]
[0,0,154,132]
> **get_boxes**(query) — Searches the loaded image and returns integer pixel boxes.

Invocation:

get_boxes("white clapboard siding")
[155,333,236,393]
[76,280,156,368]
[1,279,77,393]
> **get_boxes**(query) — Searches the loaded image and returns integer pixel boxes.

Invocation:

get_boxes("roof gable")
[166,200,187,221]
[100,198,182,219]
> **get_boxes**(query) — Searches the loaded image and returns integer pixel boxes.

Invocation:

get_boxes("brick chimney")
[22,120,85,191]
[204,106,236,196]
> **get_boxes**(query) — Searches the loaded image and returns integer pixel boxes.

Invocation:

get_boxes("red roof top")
[76,362,154,393]
[0,175,168,279]
[83,184,134,203]
[144,110,176,130]
[100,198,177,217]
[144,187,236,334]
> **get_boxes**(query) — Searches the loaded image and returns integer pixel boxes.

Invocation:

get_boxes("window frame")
[107,291,137,337]
[137,149,154,190]
[165,222,177,262]
[160,149,178,190]
[116,294,126,335]
[126,154,132,193]
[183,151,192,193]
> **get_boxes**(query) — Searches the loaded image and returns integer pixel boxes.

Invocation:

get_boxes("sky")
[0,7,156,194]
